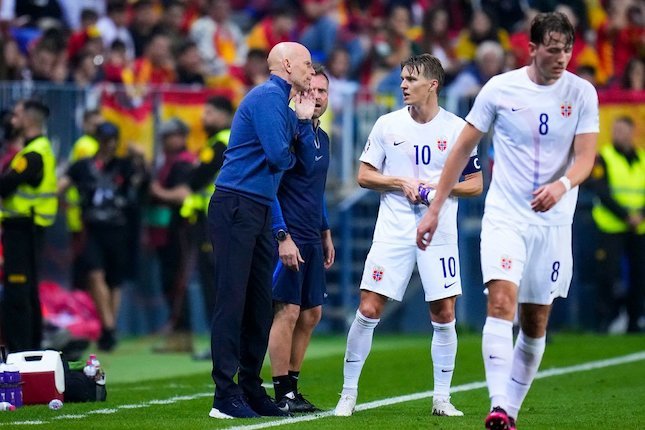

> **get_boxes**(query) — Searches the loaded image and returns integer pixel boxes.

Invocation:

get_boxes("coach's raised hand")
[294,89,315,120]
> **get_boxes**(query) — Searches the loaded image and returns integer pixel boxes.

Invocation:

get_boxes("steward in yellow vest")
[65,109,102,233]
[0,99,57,352]
[588,116,645,333]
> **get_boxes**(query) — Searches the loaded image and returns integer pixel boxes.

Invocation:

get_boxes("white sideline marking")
[226,351,645,430]
[5,352,643,427]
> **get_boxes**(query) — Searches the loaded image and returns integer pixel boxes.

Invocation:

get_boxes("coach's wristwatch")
[275,229,288,242]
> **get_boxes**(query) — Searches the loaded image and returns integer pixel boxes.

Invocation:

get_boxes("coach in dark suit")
[207,42,316,419]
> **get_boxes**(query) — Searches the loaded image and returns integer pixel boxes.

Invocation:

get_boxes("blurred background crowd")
[0,0,643,357]
[0,0,643,94]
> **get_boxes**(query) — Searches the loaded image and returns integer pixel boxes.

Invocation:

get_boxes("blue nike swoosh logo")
[444,282,456,289]
[511,377,529,386]
[394,141,405,146]
[511,107,526,112]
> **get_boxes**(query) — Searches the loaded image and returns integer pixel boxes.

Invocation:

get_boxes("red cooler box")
[6,350,65,405]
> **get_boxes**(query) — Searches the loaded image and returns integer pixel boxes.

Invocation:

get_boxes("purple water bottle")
[3,364,22,408]
[418,184,436,206]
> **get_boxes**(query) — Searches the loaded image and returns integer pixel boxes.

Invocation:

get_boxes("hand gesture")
[416,207,439,250]
[530,180,567,212]
[279,235,304,271]
[294,89,315,120]
[401,177,423,204]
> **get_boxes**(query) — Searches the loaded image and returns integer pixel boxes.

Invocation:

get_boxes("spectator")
[1,37,28,81]
[189,0,247,76]
[176,40,208,85]
[588,115,645,333]
[70,51,102,86]
[129,0,163,58]
[454,7,511,67]
[508,8,539,69]
[246,7,298,53]
[597,0,645,84]
[0,99,57,353]
[16,0,64,28]
[102,39,131,83]
[28,38,63,82]
[555,4,607,85]
[0,110,22,174]
[161,0,189,50]
[229,48,270,91]
[619,57,645,91]
[96,0,135,60]
[66,8,101,61]
[131,32,176,85]
[420,5,460,85]
[445,40,505,116]
[299,0,341,63]
[368,3,421,88]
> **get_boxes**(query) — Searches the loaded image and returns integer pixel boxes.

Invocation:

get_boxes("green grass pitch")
[1,333,643,429]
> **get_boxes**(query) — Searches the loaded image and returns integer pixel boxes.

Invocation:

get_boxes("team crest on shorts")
[437,137,447,152]
[372,265,385,282]
[560,101,572,118]
[501,256,512,271]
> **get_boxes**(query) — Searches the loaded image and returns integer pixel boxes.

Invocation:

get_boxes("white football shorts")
[480,215,573,305]
[359,241,462,302]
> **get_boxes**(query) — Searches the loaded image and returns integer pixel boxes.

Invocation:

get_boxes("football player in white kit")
[416,12,599,430]
[334,54,483,418]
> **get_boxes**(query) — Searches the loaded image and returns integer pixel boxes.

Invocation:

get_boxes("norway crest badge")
[560,101,572,118]
[372,266,385,282]
[437,137,447,152]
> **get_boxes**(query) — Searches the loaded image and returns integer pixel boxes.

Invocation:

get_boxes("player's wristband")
[559,176,572,192]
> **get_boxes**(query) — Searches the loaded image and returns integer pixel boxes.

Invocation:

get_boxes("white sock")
[482,316,514,411]
[341,309,380,396]
[506,330,545,420]
[431,319,457,401]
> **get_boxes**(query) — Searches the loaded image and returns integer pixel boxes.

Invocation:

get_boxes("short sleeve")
[359,117,386,169]
[465,77,499,134]
[575,80,599,135]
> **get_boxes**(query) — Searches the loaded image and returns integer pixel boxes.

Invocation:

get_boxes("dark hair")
[83,109,101,122]
[176,40,198,56]
[96,121,120,140]
[313,63,329,82]
[530,12,575,49]
[400,54,445,94]
[614,115,634,128]
[621,57,645,90]
[247,48,267,61]
[21,99,50,120]
[80,8,99,22]
[206,96,234,115]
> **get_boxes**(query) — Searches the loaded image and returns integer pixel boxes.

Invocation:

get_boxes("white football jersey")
[467,67,599,225]
[360,107,474,246]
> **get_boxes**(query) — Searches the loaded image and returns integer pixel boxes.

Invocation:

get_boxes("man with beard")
[0,99,57,353]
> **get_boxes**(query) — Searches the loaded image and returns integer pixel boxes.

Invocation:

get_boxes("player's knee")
[358,303,381,319]
[487,296,516,319]
[275,303,301,325]
[299,307,322,328]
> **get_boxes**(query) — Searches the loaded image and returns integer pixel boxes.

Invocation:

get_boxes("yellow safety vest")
[66,134,100,232]
[592,145,645,234]
[180,130,230,222]
[2,136,58,227]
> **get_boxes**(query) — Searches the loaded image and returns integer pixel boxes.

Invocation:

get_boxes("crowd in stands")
[0,0,643,102]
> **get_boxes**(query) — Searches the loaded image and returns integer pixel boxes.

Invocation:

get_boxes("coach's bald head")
[267,42,314,93]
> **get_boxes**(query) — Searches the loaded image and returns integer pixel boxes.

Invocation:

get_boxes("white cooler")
[6,350,65,405]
